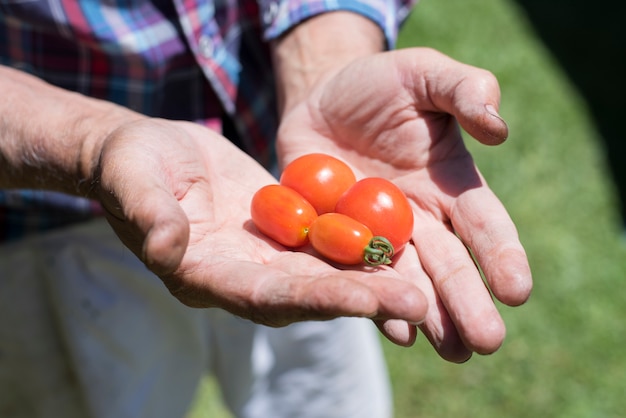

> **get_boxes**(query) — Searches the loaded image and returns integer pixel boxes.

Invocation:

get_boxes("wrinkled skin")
[95,119,429,328]
[94,48,531,363]
[277,48,532,361]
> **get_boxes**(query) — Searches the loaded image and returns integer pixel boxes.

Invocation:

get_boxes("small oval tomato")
[335,177,414,252]
[308,213,394,266]
[280,153,356,215]
[250,184,317,247]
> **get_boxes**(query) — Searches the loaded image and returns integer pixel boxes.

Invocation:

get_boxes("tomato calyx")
[364,236,395,266]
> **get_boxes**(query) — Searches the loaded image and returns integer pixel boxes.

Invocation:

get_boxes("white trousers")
[0,219,392,418]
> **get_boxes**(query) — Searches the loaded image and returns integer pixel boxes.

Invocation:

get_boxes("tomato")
[280,153,356,214]
[250,184,317,248]
[308,213,394,266]
[335,177,414,252]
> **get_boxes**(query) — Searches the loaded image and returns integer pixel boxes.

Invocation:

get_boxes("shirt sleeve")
[258,0,418,49]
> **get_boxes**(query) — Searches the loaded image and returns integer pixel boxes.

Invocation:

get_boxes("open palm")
[93,119,428,342]
[277,48,533,362]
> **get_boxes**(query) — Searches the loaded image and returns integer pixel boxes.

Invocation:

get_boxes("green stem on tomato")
[363,236,395,266]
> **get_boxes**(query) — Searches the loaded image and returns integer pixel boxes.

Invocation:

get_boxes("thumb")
[95,145,190,278]
[140,190,190,277]
[452,86,509,146]
[99,177,190,277]
[402,47,510,145]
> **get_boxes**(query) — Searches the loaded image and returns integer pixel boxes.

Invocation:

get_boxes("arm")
[0,65,142,193]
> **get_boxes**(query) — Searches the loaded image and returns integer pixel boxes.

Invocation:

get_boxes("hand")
[92,119,428,329]
[276,48,533,362]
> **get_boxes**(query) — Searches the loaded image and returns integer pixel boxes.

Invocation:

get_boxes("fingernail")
[485,104,503,121]
[484,104,509,144]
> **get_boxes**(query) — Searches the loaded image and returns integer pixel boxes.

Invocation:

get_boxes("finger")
[140,191,190,276]
[413,219,507,355]
[450,186,533,306]
[419,293,472,363]
[448,79,509,146]
[272,251,430,326]
[166,251,428,329]
[375,319,418,347]
[400,47,509,145]
[393,241,472,362]
[96,142,190,277]
[101,189,190,278]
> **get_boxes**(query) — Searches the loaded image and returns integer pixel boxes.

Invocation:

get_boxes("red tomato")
[308,213,394,266]
[335,177,414,252]
[250,184,317,247]
[280,153,356,214]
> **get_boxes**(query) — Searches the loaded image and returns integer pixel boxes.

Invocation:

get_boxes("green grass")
[187,376,232,418]
[387,0,626,417]
[188,0,626,416]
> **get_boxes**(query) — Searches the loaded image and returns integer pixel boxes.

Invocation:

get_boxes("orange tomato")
[280,153,356,214]
[250,184,317,247]
[335,177,414,252]
[308,213,393,266]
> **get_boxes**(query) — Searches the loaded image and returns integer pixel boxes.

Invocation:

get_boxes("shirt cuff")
[258,0,417,49]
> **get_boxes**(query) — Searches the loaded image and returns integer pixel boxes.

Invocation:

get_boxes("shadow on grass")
[512,0,626,228]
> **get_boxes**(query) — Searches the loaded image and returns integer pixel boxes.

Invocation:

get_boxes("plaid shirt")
[0,0,415,242]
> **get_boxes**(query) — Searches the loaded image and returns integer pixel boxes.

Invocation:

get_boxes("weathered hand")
[277,48,533,361]
[92,119,428,331]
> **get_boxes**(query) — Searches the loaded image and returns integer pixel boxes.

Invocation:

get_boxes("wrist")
[0,65,143,196]
[73,103,145,197]
[271,11,385,116]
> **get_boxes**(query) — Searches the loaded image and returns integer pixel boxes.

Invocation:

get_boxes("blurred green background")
[189,0,626,416]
